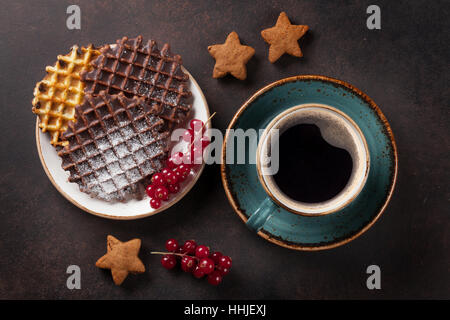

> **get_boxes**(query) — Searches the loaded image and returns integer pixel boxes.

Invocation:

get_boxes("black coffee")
[273,124,353,203]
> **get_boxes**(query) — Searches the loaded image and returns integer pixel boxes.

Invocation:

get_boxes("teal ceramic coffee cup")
[252,103,370,229]
[221,75,398,250]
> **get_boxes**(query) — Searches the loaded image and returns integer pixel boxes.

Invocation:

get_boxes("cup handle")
[246,197,277,231]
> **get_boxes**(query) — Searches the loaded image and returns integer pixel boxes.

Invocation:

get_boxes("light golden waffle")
[32,45,100,146]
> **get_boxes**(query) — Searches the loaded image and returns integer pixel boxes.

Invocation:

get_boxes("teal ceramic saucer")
[221,75,398,250]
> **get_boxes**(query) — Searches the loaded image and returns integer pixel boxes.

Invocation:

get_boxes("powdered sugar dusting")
[59,93,169,202]
[164,91,179,105]
[68,120,166,201]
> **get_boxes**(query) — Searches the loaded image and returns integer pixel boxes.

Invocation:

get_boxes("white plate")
[36,68,210,219]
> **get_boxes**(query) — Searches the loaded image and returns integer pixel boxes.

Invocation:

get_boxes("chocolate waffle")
[81,36,192,128]
[32,45,100,146]
[58,91,169,202]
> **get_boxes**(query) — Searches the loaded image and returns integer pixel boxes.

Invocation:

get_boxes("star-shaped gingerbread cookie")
[261,12,309,63]
[96,235,145,285]
[208,31,255,80]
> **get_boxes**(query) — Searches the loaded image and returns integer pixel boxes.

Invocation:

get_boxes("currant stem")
[189,112,216,148]
[202,111,216,131]
[150,251,200,260]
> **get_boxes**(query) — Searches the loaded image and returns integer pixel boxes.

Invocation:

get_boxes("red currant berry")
[165,239,179,252]
[174,165,191,182]
[181,256,197,273]
[195,245,210,259]
[201,136,211,149]
[154,186,169,201]
[191,144,201,154]
[181,152,193,166]
[161,168,170,176]
[151,173,166,186]
[167,183,180,194]
[179,163,192,173]
[210,251,223,264]
[190,146,204,165]
[182,240,197,255]
[146,184,157,198]
[192,265,205,279]
[219,256,232,269]
[161,254,176,269]
[207,270,223,286]
[216,265,230,276]
[150,198,161,209]
[198,258,215,275]
[167,152,184,168]
[164,170,178,185]
[173,169,184,182]
[183,129,194,142]
[176,246,185,255]
[190,119,205,133]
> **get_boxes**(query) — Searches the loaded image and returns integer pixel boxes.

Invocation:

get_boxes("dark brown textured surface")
[0,0,448,299]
